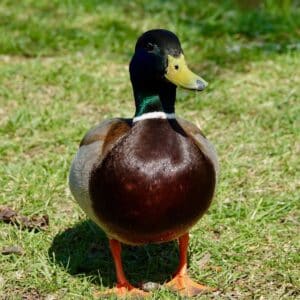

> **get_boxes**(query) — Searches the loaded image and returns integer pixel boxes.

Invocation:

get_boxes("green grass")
[0,0,299,299]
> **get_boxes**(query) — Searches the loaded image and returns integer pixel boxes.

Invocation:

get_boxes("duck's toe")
[165,274,215,297]
[94,283,149,299]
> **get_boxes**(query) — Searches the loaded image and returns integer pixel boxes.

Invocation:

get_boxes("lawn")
[0,0,299,299]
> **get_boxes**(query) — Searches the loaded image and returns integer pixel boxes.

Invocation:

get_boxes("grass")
[0,0,299,299]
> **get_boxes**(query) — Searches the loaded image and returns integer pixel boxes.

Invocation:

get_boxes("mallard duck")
[69,29,218,297]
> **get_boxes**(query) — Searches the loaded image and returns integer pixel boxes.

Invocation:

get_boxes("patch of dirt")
[1,245,24,255]
[2,288,43,300]
[20,288,42,300]
[0,206,49,231]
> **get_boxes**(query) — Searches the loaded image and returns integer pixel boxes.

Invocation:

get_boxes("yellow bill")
[165,54,208,91]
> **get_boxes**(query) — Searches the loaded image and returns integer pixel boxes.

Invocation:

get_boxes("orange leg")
[165,233,214,297]
[95,239,148,298]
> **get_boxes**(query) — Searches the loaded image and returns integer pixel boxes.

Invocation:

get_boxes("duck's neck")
[133,84,176,117]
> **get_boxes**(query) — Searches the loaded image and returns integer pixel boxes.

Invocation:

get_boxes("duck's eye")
[145,43,154,51]
[174,65,179,70]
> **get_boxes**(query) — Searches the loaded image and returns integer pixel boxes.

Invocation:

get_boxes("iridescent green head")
[130,29,207,116]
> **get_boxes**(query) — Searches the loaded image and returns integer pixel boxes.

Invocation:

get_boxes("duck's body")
[70,117,217,245]
[69,29,218,297]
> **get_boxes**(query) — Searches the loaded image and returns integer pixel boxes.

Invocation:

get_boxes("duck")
[69,29,218,298]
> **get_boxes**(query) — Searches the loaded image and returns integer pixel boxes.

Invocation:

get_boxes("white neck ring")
[133,112,176,123]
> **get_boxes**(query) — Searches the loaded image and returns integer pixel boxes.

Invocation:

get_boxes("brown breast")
[89,119,215,244]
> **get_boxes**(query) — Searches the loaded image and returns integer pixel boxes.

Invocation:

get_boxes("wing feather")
[177,117,219,176]
[69,118,132,225]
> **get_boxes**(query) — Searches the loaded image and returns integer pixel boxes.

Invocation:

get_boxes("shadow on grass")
[48,220,179,287]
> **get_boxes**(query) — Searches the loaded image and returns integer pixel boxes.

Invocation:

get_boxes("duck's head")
[130,29,208,117]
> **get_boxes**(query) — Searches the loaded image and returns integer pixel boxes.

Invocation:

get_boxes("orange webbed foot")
[165,274,215,297]
[94,282,149,299]
[164,233,216,296]
[100,239,149,298]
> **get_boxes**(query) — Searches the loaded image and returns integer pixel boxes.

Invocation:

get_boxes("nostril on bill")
[196,80,206,91]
